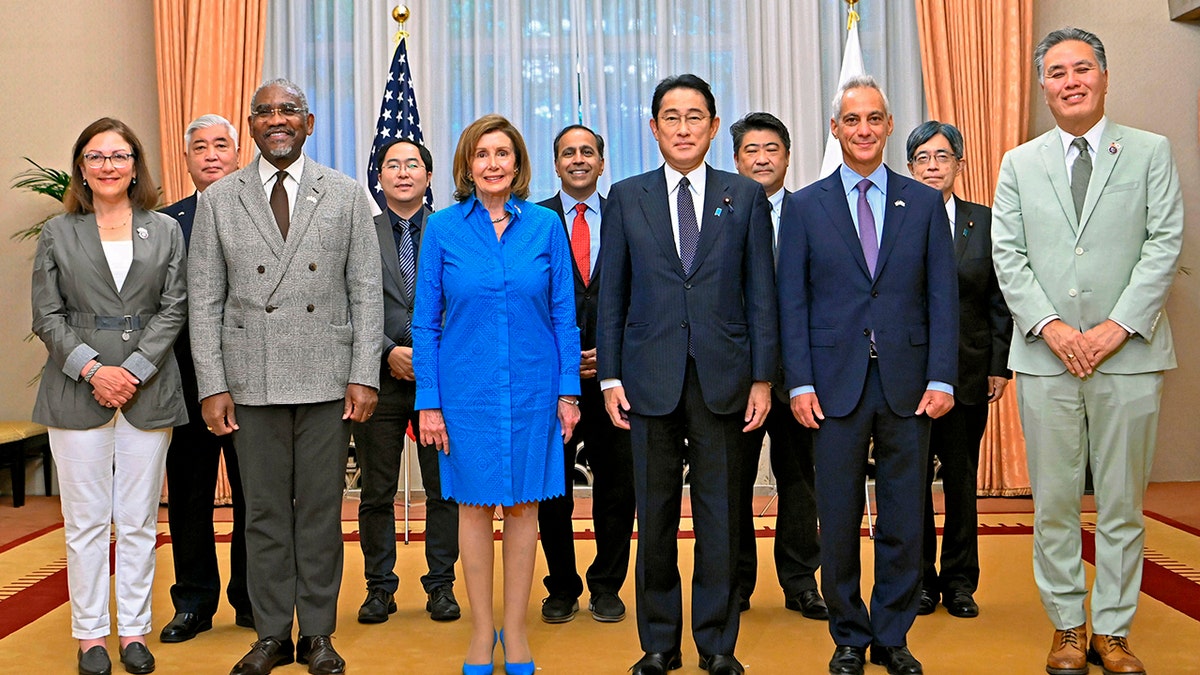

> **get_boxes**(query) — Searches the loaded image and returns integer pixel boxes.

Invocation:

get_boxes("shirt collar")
[258,154,305,187]
[767,188,785,213]
[558,190,601,217]
[463,193,523,220]
[388,206,425,229]
[664,163,707,196]
[945,194,957,226]
[839,162,889,196]
[1057,116,1107,156]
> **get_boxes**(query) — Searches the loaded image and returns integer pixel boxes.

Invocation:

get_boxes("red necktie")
[571,202,591,285]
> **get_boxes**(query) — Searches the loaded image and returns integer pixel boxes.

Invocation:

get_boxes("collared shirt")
[663,163,707,256]
[1059,116,1107,182]
[839,163,888,248]
[388,206,424,261]
[558,190,602,273]
[767,187,785,249]
[945,194,957,239]
[257,154,306,216]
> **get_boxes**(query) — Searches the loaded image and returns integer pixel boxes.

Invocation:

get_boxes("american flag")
[367,35,432,211]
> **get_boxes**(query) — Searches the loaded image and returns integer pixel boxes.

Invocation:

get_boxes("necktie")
[1070,136,1092,220]
[678,176,699,274]
[856,178,878,277]
[571,202,591,285]
[395,218,416,343]
[270,170,290,240]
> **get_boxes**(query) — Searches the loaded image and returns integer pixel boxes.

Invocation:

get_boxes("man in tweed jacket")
[188,79,383,675]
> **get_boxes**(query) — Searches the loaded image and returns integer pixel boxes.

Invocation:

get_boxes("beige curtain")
[915,0,1034,496]
[154,0,268,204]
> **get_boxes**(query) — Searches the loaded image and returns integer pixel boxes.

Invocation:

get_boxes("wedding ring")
[1067,354,1075,360]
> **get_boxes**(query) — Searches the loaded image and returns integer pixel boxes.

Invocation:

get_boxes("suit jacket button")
[257,265,265,274]
[863,328,870,336]
[681,321,688,329]
[684,282,692,290]
[871,290,879,298]
[265,305,276,313]
[310,262,318,271]
[307,304,315,312]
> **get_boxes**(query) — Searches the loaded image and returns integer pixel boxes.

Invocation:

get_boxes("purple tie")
[856,178,878,277]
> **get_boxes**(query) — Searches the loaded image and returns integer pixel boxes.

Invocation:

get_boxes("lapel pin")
[714,208,723,217]
[894,200,906,208]
[723,196,733,212]
[1108,142,1120,155]
[968,220,975,228]
[306,195,318,202]
[136,227,149,239]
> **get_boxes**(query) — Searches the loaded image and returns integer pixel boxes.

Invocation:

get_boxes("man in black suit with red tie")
[536,124,635,625]
[728,112,826,621]
[904,121,1011,620]
[598,74,778,675]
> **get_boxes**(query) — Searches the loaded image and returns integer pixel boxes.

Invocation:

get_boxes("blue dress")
[413,195,581,507]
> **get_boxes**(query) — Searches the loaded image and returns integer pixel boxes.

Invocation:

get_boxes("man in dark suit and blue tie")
[728,112,826,621]
[159,114,254,643]
[598,74,778,675]
[776,75,958,675]
[536,125,635,625]
[352,138,461,626]
[904,121,1012,620]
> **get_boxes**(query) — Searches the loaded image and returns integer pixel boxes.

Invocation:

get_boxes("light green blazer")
[991,121,1182,376]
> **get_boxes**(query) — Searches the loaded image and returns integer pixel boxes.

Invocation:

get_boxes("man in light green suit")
[992,27,1182,675]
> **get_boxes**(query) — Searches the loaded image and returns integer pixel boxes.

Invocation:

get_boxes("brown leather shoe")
[296,635,345,674]
[230,637,294,675]
[1046,625,1088,675]
[1087,634,1146,674]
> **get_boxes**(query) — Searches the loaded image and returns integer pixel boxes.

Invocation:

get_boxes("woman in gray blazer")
[31,118,188,675]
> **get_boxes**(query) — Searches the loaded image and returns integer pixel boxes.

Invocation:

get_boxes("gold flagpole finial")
[846,0,860,31]
[392,5,410,43]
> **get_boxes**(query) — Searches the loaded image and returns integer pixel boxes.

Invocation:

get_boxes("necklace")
[491,212,510,224]
[97,214,132,230]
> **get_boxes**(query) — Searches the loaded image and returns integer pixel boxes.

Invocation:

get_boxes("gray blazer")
[31,209,189,430]
[373,206,430,354]
[187,156,383,405]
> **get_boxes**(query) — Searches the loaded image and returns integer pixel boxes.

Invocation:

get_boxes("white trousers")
[49,411,171,639]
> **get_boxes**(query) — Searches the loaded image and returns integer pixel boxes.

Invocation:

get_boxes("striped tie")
[395,217,416,341]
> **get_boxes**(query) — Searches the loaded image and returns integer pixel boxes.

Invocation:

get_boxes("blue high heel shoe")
[462,630,498,675]
[499,629,535,675]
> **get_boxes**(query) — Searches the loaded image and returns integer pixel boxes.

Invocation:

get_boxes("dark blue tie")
[395,218,416,343]
[678,176,699,275]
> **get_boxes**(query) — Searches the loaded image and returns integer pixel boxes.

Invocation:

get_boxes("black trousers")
[353,374,458,594]
[736,399,820,601]
[233,400,349,639]
[165,415,250,617]
[630,359,743,656]
[538,377,635,598]
[922,399,987,595]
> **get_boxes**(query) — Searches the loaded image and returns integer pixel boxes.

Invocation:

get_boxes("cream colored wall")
[1031,5,1200,481]
[0,3,161,423]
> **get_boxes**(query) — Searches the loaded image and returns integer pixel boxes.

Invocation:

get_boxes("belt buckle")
[122,315,133,342]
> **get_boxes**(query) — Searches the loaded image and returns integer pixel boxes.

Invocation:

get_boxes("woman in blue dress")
[415,114,580,675]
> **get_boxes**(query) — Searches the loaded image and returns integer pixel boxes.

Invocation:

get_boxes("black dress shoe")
[588,592,626,622]
[785,589,829,620]
[828,645,866,675]
[296,635,345,675]
[916,588,938,616]
[943,589,979,618]
[869,645,923,675]
[119,642,155,674]
[159,612,213,643]
[699,654,744,674]
[230,636,294,675]
[629,650,683,675]
[357,587,397,624]
[540,594,579,623]
[426,584,461,621]
[78,646,112,675]
[234,611,256,629]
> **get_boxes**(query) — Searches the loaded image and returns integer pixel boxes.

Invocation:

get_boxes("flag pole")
[392,4,410,43]
[818,0,867,178]
[393,3,413,547]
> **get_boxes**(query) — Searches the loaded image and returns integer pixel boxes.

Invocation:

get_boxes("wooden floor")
[2,484,1199,674]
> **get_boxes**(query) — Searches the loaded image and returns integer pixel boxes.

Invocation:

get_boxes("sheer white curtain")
[262,1,923,202]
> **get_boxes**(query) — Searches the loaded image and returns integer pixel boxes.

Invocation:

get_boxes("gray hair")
[253,78,309,111]
[831,74,891,120]
[184,114,238,148]
[1034,27,1106,83]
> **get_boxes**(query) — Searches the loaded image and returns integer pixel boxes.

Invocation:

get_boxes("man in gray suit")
[188,79,383,675]
[992,28,1182,675]
[353,138,460,626]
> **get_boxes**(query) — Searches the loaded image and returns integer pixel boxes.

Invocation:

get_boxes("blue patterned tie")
[678,176,699,274]
[856,179,878,277]
[395,217,416,343]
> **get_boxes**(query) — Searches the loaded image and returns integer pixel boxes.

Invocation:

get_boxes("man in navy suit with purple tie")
[776,75,958,675]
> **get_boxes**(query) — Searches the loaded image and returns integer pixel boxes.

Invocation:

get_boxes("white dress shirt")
[257,154,306,216]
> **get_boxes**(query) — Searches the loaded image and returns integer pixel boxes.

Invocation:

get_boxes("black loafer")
[630,651,683,675]
[426,585,461,621]
[943,590,979,618]
[119,642,155,674]
[828,645,866,675]
[869,645,923,675]
[699,653,744,674]
[296,635,345,675]
[78,646,112,675]
[785,589,829,620]
[356,588,397,624]
[916,588,938,616]
[159,612,213,643]
[588,592,626,622]
[540,594,579,623]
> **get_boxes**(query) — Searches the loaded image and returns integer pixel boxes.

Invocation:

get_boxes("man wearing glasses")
[188,79,383,675]
[352,139,461,627]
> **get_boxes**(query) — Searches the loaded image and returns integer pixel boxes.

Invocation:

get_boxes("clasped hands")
[1041,318,1129,378]
[87,362,139,408]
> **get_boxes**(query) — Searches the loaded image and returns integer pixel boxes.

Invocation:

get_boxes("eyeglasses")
[657,114,710,130]
[82,152,135,169]
[381,159,425,173]
[911,150,957,167]
[250,104,307,119]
